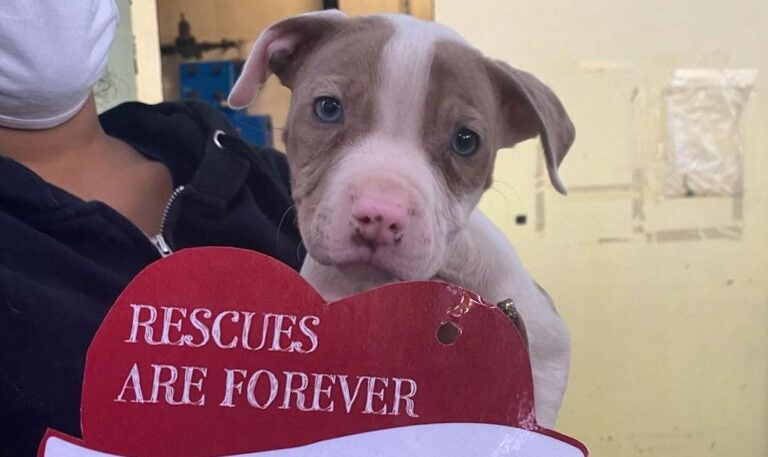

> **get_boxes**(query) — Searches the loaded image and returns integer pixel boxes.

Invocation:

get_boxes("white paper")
[43,423,585,457]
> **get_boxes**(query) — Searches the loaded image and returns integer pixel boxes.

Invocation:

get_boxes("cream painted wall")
[435,1,768,456]
[340,0,433,19]
[96,0,138,112]
[132,0,163,104]
[97,0,162,110]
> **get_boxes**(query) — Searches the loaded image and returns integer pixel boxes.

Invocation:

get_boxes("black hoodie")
[0,100,305,455]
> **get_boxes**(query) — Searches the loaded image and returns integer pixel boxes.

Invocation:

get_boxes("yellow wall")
[132,0,163,104]
[435,1,768,456]
[339,0,433,19]
[97,0,137,111]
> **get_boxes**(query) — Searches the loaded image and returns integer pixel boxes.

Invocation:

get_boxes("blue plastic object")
[179,60,273,147]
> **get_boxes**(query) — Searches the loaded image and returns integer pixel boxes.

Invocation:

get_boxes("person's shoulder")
[100,100,233,132]
[99,100,243,169]
[100,99,290,179]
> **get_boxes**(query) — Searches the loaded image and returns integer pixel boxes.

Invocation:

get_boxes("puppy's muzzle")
[350,193,409,249]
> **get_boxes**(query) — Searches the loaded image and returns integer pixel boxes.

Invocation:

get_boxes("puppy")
[229,11,574,427]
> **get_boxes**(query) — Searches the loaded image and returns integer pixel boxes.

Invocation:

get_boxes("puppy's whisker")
[488,185,514,223]
[275,204,296,247]
[492,180,524,208]
[491,179,522,201]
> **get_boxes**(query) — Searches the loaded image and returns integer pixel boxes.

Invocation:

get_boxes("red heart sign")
[38,247,587,456]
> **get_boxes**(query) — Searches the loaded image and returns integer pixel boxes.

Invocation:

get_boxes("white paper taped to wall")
[663,69,757,197]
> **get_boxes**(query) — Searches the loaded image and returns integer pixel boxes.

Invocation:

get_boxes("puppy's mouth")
[338,261,406,283]
[350,228,405,252]
[311,244,408,282]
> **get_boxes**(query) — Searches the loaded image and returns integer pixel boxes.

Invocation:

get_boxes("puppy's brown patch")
[422,41,501,198]
[284,18,394,205]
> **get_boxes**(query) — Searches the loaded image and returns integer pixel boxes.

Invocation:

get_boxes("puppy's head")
[230,11,574,281]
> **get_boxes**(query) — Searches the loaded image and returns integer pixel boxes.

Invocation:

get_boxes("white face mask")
[0,0,118,130]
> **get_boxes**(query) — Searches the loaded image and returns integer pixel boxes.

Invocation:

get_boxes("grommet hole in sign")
[437,320,461,345]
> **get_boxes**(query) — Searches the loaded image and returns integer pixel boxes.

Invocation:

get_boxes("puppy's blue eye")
[313,96,343,123]
[451,127,479,156]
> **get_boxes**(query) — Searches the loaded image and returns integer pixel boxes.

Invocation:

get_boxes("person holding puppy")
[0,1,304,454]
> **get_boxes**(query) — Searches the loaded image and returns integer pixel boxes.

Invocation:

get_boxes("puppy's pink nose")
[351,197,409,246]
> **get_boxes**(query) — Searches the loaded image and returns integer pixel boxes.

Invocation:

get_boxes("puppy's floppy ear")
[228,10,348,109]
[486,60,575,195]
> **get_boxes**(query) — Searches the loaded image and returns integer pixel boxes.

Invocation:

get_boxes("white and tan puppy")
[229,11,574,427]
